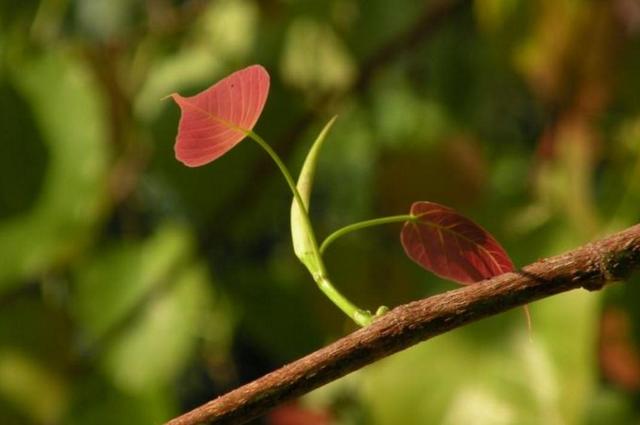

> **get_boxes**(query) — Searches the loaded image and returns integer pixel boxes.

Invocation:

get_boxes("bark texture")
[167,224,640,425]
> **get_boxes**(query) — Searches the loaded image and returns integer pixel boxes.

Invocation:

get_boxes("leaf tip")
[160,93,177,102]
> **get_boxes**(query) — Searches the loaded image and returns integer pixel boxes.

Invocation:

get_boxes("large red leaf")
[170,65,270,167]
[401,201,514,284]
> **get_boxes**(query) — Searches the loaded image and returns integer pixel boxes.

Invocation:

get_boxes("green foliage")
[2,0,640,424]
[0,49,109,289]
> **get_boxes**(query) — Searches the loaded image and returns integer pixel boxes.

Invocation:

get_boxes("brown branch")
[167,224,640,425]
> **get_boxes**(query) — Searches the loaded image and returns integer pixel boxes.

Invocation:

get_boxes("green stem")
[247,131,372,326]
[320,215,415,254]
[248,131,323,269]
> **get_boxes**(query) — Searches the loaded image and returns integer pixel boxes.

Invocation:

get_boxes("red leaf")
[401,201,514,284]
[267,403,333,425]
[170,65,270,167]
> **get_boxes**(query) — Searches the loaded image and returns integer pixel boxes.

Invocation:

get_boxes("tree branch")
[167,224,640,425]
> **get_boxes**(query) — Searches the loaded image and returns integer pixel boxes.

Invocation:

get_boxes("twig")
[201,0,470,248]
[167,223,640,425]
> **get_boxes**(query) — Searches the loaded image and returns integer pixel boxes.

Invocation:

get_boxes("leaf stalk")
[248,131,373,326]
[320,215,415,254]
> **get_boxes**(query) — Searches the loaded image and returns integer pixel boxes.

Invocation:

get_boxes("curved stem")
[167,222,640,425]
[248,132,324,269]
[247,131,372,326]
[320,215,415,254]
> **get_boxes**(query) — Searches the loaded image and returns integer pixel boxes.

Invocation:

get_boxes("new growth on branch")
[165,66,640,425]
[170,65,519,327]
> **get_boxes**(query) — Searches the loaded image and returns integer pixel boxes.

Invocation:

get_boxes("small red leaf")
[171,65,270,167]
[401,201,514,284]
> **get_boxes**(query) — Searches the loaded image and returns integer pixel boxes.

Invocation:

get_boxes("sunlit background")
[2,0,640,424]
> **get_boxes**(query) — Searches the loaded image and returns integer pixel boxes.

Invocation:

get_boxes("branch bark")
[167,224,640,425]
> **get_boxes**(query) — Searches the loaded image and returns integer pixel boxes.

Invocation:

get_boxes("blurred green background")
[2,0,640,424]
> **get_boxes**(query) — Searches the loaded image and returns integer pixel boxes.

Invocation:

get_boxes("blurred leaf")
[75,0,138,41]
[0,349,68,424]
[0,0,39,27]
[73,225,194,338]
[65,374,171,425]
[534,121,600,240]
[135,0,258,120]
[73,223,221,394]
[0,298,70,424]
[474,0,524,33]
[135,47,223,121]
[370,72,453,150]
[197,0,258,60]
[0,50,109,289]
[30,0,70,41]
[513,0,587,102]
[267,402,333,425]
[0,81,48,219]
[102,260,212,393]
[280,17,355,95]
